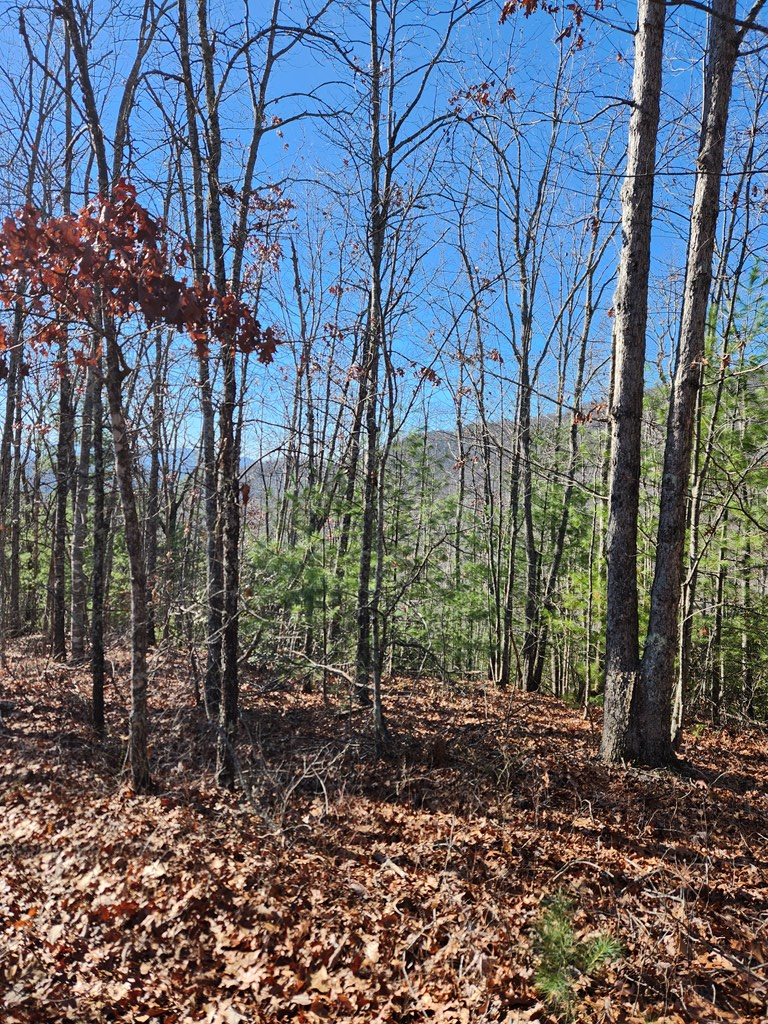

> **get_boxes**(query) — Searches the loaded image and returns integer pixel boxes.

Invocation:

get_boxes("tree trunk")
[634,0,740,765]
[600,0,666,762]
[354,0,385,709]
[354,316,380,706]
[51,24,75,663]
[91,366,106,733]
[711,525,727,725]
[216,348,241,788]
[0,309,23,664]
[145,329,164,648]
[51,337,72,661]
[177,0,222,719]
[520,369,542,693]
[59,0,154,786]
[103,322,151,790]
[71,363,96,663]
[741,540,754,718]
[194,0,240,786]
[8,351,24,633]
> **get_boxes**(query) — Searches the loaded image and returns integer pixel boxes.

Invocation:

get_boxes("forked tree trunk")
[60,0,155,788]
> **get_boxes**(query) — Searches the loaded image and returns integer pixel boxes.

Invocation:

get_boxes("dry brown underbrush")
[0,642,767,1023]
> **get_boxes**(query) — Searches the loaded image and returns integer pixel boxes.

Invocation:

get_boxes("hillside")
[1,643,766,1023]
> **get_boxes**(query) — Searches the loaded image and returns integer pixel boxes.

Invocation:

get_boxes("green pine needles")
[533,891,622,1020]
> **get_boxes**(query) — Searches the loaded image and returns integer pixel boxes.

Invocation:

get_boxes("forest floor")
[0,642,767,1024]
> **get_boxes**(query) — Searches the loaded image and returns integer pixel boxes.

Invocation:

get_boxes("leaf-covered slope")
[0,648,766,1022]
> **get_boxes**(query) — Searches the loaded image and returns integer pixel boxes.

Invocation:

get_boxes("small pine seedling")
[533,891,622,1020]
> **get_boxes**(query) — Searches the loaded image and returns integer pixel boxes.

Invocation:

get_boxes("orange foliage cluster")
[0,181,278,363]
[500,0,604,47]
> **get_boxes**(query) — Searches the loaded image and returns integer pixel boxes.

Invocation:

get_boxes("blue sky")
[1,0,767,462]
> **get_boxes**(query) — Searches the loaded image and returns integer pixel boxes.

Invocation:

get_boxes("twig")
[289,651,355,687]
[327,931,349,970]
[550,859,612,884]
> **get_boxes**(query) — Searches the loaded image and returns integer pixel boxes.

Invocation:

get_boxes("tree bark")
[0,309,23,664]
[176,0,222,719]
[634,0,741,765]
[51,337,73,661]
[91,360,106,733]
[103,319,151,789]
[353,0,385,710]
[59,0,154,788]
[71,364,96,662]
[600,0,666,762]
[145,329,164,648]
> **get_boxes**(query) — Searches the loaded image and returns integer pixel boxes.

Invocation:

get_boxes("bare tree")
[602,0,767,764]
